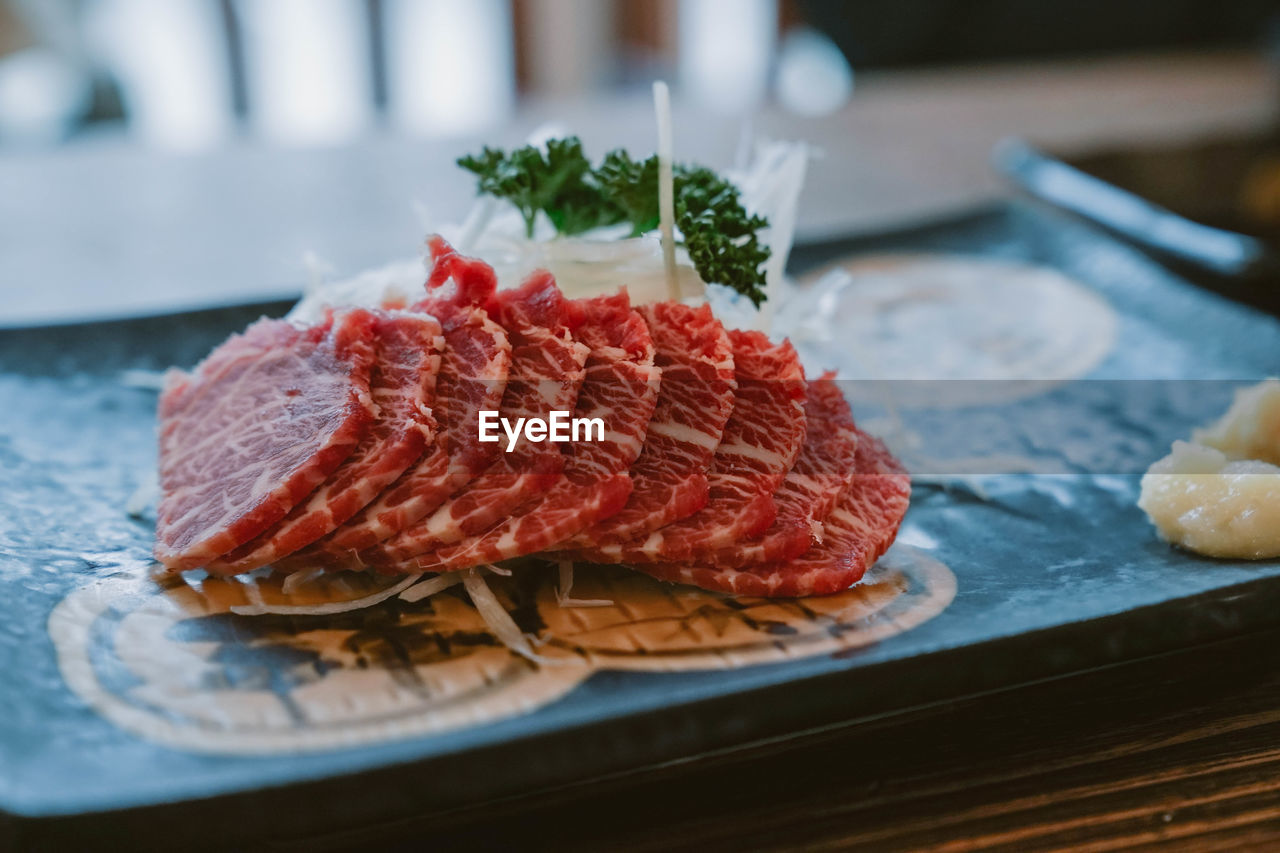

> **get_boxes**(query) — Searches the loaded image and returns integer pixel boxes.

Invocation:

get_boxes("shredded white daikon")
[280,567,323,595]
[728,139,811,330]
[555,560,613,608]
[653,80,679,301]
[693,139,811,333]
[229,574,422,616]
[241,579,267,610]
[398,572,464,602]
[462,567,542,662]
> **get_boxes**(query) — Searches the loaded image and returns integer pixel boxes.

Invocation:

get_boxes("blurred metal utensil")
[994,137,1280,280]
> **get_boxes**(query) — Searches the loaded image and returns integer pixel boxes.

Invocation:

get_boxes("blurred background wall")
[1,0,1275,151]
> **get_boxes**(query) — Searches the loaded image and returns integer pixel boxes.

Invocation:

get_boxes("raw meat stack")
[155,238,909,597]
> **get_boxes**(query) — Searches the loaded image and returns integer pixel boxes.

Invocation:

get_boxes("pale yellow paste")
[1139,380,1280,559]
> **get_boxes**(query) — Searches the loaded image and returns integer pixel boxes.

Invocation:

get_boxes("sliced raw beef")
[282,238,511,567]
[572,329,807,565]
[154,308,378,571]
[694,373,858,568]
[411,289,660,572]
[557,302,736,550]
[204,310,444,574]
[638,430,909,597]
[368,269,590,566]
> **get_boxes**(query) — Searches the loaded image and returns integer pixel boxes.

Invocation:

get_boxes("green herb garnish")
[670,164,770,307]
[595,149,661,236]
[457,137,622,238]
[458,136,771,306]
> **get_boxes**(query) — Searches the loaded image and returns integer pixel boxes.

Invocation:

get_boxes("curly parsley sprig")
[457,137,623,238]
[457,137,771,306]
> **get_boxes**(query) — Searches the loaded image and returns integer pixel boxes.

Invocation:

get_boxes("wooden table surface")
[273,628,1280,853]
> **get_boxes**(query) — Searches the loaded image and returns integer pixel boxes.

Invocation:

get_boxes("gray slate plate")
[2,201,1279,849]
